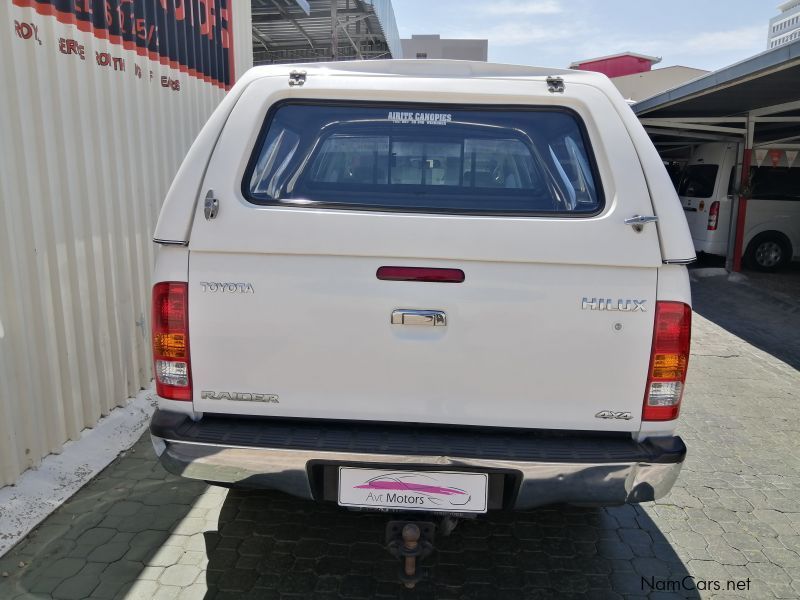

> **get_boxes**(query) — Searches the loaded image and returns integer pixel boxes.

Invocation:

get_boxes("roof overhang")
[251,0,402,64]
[634,41,800,119]
[634,41,800,151]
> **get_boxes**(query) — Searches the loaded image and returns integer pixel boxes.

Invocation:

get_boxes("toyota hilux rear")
[149,61,694,519]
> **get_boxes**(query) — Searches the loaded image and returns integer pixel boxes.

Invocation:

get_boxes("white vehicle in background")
[148,60,695,580]
[679,142,800,271]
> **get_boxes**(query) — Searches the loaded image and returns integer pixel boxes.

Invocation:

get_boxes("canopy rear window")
[244,103,603,216]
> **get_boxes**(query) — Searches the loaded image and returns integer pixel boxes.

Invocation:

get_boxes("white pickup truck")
[149,60,694,520]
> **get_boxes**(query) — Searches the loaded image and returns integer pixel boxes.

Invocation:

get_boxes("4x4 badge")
[595,410,633,420]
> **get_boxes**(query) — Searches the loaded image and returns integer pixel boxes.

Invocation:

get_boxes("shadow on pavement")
[202,488,701,600]
[690,269,800,371]
[0,434,206,600]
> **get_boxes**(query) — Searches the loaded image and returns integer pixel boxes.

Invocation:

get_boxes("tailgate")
[190,255,656,431]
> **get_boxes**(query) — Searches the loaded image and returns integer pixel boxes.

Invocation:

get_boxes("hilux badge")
[582,298,646,312]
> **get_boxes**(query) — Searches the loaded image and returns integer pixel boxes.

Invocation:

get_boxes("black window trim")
[241,99,606,218]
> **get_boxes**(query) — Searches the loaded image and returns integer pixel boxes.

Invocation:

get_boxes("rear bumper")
[150,410,686,510]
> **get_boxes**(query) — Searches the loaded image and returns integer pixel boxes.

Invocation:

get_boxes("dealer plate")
[337,467,488,513]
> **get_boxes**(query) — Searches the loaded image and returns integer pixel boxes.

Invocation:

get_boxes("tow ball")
[385,521,435,588]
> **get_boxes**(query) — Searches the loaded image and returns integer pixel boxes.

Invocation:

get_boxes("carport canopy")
[633,40,800,271]
[251,0,402,64]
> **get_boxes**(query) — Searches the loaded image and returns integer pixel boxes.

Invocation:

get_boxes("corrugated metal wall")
[0,0,252,485]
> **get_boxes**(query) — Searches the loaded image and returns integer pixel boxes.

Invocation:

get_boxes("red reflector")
[643,301,691,421]
[152,282,192,401]
[652,302,692,355]
[376,266,465,283]
[707,201,720,231]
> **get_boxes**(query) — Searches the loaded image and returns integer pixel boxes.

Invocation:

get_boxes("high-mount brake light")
[642,301,691,421]
[376,266,465,283]
[707,201,720,231]
[152,282,192,401]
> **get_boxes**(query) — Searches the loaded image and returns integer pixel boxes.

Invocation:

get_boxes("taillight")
[643,301,691,421]
[152,282,192,401]
[707,201,720,231]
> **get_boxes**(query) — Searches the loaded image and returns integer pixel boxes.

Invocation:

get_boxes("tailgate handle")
[624,214,658,233]
[391,309,447,327]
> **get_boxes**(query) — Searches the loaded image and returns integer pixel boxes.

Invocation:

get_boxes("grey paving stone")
[74,528,117,547]
[145,546,185,567]
[87,542,132,563]
[29,575,64,595]
[52,562,106,600]
[159,564,201,587]
[176,583,207,600]
[116,579,159,600]
[48,557,87,579]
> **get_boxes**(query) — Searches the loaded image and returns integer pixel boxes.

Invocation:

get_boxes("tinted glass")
[678,164,719,198]
[727,166,737,196]
[246,103,602,215]
[750,167,800,200]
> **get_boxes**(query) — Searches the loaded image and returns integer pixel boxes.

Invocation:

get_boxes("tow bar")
[385,521,435,588]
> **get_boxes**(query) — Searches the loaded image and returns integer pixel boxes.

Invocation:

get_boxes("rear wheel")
[745,233,791,272]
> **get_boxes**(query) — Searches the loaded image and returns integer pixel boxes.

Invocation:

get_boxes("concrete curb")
[0,386,157,557]
[690,267,730,279]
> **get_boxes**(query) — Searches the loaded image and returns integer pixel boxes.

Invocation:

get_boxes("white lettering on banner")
[387,111,452,126]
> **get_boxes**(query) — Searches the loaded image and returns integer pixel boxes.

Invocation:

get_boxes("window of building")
[416,52,428,59]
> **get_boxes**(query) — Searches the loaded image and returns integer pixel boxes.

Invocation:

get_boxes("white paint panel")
[0,0,252,486]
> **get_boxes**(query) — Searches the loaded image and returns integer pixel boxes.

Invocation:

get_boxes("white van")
[679,142,800,271]
[149,61,695,523]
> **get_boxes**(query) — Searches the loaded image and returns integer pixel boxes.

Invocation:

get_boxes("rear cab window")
[678,164,719,198]
[244,102,603,216]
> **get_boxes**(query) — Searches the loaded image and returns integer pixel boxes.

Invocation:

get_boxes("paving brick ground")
[1,276,798,599]
[691,266,800,371]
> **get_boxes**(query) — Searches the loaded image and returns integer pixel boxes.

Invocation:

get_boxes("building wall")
[0,0,252,486]
[367,0,403,59]
[769,1,800,49]
[401,34,487,61]
[612,66,709,103]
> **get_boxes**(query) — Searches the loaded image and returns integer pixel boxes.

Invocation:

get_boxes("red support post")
[731,147,752,272]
